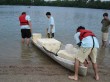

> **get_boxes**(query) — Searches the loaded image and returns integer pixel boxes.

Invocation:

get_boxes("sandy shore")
[0,66,109,82]
[0,46,110,82]
[0,65,110,82]
[0,61,110,82]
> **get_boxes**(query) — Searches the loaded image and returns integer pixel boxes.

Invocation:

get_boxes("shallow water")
[0,6,110,78]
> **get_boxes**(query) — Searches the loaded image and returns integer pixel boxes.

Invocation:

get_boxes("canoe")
[32,33,87,76]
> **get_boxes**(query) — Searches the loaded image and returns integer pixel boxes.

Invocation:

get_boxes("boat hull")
[32,39,87,76]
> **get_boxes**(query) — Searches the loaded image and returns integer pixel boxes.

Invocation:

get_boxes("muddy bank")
[0,66,109,82]
[0,58,110,82]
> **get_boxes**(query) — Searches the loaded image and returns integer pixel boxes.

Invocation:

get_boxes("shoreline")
[0,46,110,82]
[0,4,110,10]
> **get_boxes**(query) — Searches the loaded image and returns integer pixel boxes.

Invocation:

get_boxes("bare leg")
[26,38,30,46]
[101,40,104,47]
[47,33,50,38]
[103,41,107,47]
[22,38,25,44]
[68,59,79,80]
[102,39,107,47]
[92,63,99,80]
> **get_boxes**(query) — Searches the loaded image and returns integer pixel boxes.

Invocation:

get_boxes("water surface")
[0,6,110,69]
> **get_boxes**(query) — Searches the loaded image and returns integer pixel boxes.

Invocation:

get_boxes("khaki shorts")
[75,47,98,63]
[102,33,108,41]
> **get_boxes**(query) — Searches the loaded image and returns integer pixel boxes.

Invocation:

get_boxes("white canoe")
[32,33,87,76]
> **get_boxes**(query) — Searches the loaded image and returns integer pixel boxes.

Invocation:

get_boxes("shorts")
[102,33,108,41]
[47,33,54,38]
[21,29,31,38]
[75,47,98,63]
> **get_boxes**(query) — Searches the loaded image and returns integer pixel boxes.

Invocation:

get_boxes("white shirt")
[74,32,99,48]
[48,16,55,33]
[20,15,31,29]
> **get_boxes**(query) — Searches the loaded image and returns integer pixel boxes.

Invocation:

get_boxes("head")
[103,13,108,19]
[76,26,85,32]
[46,12,51,18]
[21,12,26,15]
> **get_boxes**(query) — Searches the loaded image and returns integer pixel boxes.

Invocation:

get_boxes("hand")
[29,26,32,34]
[77,42,82,47]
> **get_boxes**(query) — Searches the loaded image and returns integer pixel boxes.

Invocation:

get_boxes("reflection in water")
[21,44,33,64]
[20,43,55,65]
[98,47,106,65]
[97,47,110,69]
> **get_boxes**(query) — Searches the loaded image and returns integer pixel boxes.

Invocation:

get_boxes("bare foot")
[68,76,78,81]
[95,75,99,80]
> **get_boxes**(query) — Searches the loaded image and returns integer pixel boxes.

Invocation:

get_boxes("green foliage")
[0,0,110,9]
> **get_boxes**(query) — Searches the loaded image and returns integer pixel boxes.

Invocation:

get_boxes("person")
[74,27,90,67]
[19,12,32,46]
[68,26,99,80]
[46,12,55,38]
[101,13,110,47]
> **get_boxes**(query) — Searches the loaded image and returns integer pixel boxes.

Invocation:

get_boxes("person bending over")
[69,26,99,81]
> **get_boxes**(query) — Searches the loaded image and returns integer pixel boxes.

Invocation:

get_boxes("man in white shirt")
[46,12,55,38]
[68,26,99,80]
[19,12,32,46]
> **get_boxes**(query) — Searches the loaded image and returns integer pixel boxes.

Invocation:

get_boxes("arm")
[46,28,48,37]
[109,19,110,25]
[28,21,32,33]
[26,15,32,33]
[101,20,102,24]
[74,32,82,47]
[74,32,80,44]
[50,17,54,33]
[50,24,53,33]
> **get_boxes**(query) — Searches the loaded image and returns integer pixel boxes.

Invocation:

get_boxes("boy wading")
[46,12,55,38]
[101,13,110,47]
[19,12,32,46]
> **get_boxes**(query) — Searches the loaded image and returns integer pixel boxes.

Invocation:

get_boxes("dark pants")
[21,29,31,38]
[47,33,54,38]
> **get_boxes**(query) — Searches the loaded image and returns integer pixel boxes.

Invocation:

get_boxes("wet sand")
[0,44,110,82]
